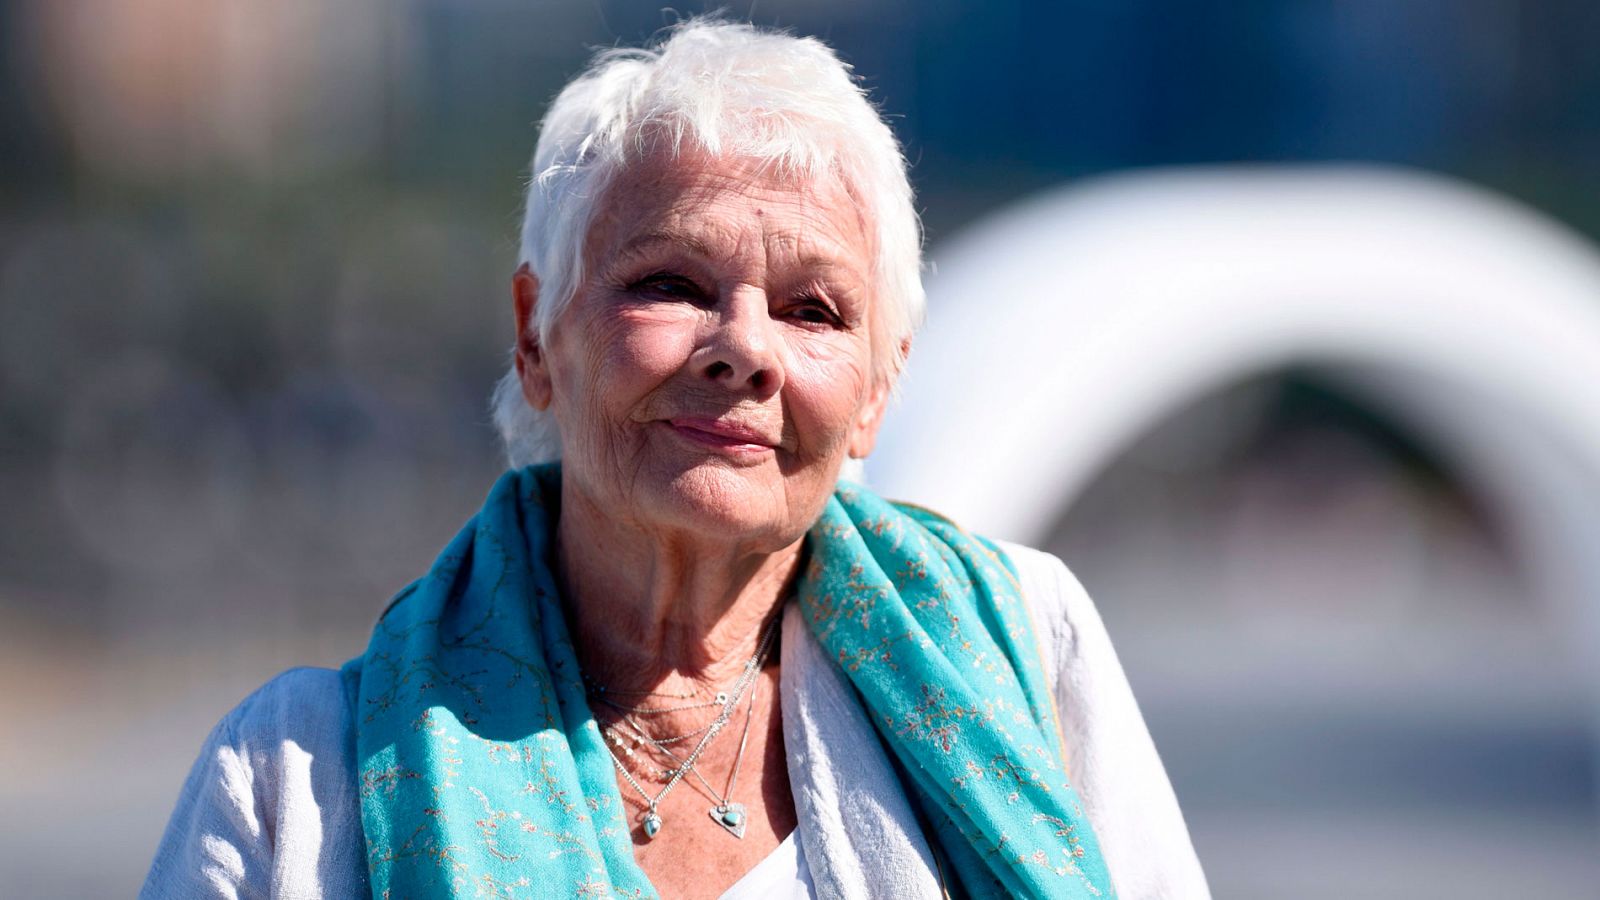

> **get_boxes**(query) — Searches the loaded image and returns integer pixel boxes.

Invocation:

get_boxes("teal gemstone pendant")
[642,810,663,839]
[710,803,747,839]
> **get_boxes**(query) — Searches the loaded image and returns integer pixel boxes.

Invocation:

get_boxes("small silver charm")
[709,802,747,839]
[642,810,663,839]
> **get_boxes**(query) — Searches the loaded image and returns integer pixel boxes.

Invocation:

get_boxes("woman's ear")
[847,338,912,459]
[512,263,553,411]
[846,384,890,459]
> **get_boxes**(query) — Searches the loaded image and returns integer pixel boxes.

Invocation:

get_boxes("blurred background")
[2,1,1598,896]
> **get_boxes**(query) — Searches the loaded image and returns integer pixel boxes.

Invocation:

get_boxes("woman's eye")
[631,274,704,301]
[788,298,840,326]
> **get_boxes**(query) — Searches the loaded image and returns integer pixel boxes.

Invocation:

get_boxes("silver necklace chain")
[603,715,715,775]
[620,716,713,747]
[584,681,700,700]
[592,614,779,840]
[627,672,761,813]
[594,692,729,716]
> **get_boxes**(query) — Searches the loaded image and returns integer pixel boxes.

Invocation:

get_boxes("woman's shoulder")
[223,665,351,743]
[988,542,1214,897]
[205,665,356,777]
[141,666,366,899]
[990,540,1100,672]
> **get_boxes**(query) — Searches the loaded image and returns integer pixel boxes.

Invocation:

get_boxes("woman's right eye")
[630,273,704,302]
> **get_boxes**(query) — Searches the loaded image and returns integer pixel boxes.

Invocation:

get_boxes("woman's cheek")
[546,306,677,454]
[785,340,871,455]
[605,309,701,385]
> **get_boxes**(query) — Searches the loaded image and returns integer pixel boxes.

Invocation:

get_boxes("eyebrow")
[613,231,717,260]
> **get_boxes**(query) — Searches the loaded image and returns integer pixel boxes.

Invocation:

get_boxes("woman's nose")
[699,288,784,397]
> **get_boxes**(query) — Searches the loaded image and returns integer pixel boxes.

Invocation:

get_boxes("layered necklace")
[585,614,780,841]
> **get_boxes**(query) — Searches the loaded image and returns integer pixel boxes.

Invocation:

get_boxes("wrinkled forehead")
[582,146,877,277]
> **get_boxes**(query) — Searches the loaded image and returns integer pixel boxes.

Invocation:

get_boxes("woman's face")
[517,151,892,550]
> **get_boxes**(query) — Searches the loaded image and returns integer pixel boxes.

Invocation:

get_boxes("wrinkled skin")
[510,148,898,897]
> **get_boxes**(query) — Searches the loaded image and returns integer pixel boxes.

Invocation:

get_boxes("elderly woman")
[144,20,1206,900]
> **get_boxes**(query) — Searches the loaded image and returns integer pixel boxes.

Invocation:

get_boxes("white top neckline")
[719,828,812,899]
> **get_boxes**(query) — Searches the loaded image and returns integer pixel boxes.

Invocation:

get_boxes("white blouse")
[720,831,812,899]
[141,542,1210,899]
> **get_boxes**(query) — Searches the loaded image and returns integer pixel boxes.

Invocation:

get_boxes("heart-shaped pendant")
[709,802,747,839]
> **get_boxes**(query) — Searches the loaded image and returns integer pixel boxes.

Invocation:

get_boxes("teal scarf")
[344,465,1112,898]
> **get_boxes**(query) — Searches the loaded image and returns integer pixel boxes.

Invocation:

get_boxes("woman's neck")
[554,477,802,696]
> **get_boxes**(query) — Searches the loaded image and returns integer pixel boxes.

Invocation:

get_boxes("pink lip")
[665,417,778,454]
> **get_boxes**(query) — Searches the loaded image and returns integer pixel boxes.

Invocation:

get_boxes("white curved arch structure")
[868,166,1600,683]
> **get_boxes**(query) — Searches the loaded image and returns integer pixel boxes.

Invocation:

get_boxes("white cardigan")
[142,542,1209,899]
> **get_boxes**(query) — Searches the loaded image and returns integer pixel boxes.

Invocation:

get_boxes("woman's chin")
[645,460,803,542]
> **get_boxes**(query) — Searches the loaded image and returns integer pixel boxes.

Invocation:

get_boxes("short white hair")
[491,18,924,467]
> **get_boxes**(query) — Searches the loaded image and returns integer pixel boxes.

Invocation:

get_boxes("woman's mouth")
[664,417,779,456]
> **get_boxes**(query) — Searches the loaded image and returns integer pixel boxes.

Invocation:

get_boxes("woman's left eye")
[786,298,841,326]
